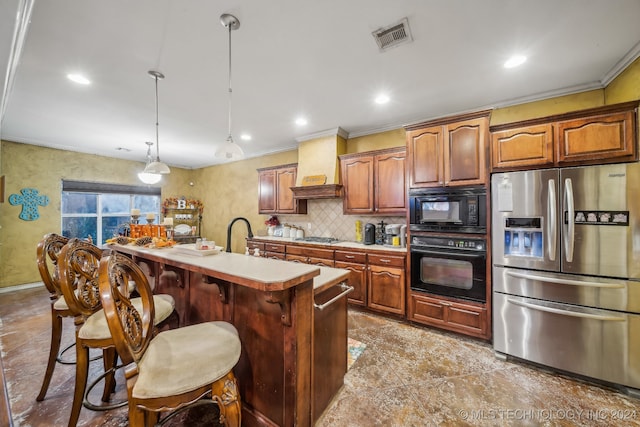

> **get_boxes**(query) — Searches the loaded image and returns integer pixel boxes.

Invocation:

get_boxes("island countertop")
[109,242,350,426]
[107,244,321,292]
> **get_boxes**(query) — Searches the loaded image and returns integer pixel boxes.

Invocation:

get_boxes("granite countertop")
[108,244,322,291]
[251,235,407,253]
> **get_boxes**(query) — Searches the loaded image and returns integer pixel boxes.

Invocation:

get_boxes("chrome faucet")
[226,217,254,253]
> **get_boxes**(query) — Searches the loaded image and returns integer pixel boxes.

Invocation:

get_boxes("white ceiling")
[2,0,640,169]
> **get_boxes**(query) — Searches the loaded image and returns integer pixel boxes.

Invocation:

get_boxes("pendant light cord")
[154,74,161,160]
[227,23,233,142]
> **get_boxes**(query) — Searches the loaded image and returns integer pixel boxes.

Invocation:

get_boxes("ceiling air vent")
[372,17,413,52]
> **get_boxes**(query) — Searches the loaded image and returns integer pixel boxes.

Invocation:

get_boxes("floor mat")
[347,337,366,370]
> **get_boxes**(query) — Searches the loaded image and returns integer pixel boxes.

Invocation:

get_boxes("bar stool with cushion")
[98,250,242,427]
[36,233,76,401]
[58,238,177,427]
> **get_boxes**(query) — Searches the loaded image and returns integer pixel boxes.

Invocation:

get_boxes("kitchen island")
[109,244,351,426]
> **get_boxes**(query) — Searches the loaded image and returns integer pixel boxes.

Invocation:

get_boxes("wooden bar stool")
[35,233,99,401]
[58,238,177,427]
[98,250,242,426]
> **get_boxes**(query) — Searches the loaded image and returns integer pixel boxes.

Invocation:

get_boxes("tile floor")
[1,285,639,426]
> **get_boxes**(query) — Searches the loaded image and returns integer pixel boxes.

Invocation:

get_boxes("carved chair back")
[58,238,105,319]
[98,251,155,367]
[36,233,69,299]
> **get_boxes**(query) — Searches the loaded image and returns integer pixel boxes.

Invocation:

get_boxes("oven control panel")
[411,236,485,251]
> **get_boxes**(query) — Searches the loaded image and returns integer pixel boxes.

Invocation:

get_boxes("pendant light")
[143,70,171,174]
[215,13,245,160]
[138,141,162,184]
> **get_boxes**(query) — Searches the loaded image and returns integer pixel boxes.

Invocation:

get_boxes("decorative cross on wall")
[9,188,50,221]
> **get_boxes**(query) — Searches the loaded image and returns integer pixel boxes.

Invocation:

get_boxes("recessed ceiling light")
[295,117,308,126]
[375,94,390,104]
[240,133,252,141]
[504,55,527,69]
[67,73,91,85]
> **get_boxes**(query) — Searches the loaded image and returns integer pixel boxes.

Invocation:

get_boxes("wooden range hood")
[290,183,343,199]
[290,127,347,200]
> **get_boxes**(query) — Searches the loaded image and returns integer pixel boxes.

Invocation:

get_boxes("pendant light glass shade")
[147,70,170,174]
[138,141,162,184]
[215,13,245,160]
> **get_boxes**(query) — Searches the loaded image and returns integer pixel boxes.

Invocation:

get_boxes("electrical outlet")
[307,222,312,231]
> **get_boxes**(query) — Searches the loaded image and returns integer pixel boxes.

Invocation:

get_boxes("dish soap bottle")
[355,220,362,243]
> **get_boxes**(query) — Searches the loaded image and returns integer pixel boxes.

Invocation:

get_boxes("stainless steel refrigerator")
[492,162,640,394]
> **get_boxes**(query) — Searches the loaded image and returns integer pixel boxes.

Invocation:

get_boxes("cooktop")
[295,236,341,244]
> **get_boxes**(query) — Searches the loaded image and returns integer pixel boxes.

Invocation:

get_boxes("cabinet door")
[308,257,334,267]
[334,260,367,306]
[491,124,554,170]
[374,150,406,214]
[407,126,443,188]
[341,155,375,214]
[367,264,405,315]
[258,169,276,214]
[444,117,488,186]
[276,167,297,214]
[556,110,636,164]
[285,254,308,264]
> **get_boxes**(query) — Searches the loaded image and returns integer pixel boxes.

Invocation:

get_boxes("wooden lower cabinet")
[409,292,488,339]
[334,250,367,306]
[247,239,407,315]
[367,260,405,316]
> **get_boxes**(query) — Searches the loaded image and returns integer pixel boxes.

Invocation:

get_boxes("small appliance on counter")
[363,223,376,245]
[375,220,386,245]
[384,224,403,247]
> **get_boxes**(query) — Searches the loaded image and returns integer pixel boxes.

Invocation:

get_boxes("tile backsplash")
[271,198,405,242]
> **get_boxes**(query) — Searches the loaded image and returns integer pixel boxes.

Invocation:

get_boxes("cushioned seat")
[78,296,175,340]
[134,321,240,399]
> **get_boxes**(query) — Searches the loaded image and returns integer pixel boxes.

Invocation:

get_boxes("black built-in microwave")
[409,186,487,234]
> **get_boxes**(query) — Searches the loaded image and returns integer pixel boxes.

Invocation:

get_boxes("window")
[61,181,161,245]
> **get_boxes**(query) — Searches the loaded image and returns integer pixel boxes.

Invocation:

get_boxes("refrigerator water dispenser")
[503,217,543,258]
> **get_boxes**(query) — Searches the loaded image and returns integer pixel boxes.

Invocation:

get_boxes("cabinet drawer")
[264,251,286,260]
[308,257,334,268]
[247,241,264,251]
[264,242,285,253]
[334,250,366,264]
[285,254,308,263]
[287,245,334,260]
[367,253,405,268]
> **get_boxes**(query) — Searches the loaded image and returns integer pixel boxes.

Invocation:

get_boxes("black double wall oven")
[409,186,487,303]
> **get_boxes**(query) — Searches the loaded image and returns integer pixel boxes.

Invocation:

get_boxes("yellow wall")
[605,57,640,104]
[0,141,194,288]
[346,128,405,153]
[194,149,298,254]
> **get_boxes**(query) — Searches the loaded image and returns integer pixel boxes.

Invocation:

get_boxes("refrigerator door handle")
[506,297,626,322]
[547,179,557,261]
[505,270,625,289]
[563,178,575,262]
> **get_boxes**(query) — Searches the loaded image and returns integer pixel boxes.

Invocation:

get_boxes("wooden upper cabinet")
[556,109,636,164]
[407,126,442,187]
[258,169,276,213]
[257,164,307,214]
[340,154,374,214]
[490,101,638,171]
[491,124,554,169]
[445,117,488,186]
[340,147,406,215]
[406,111,490,188]
[374,150,406,214]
